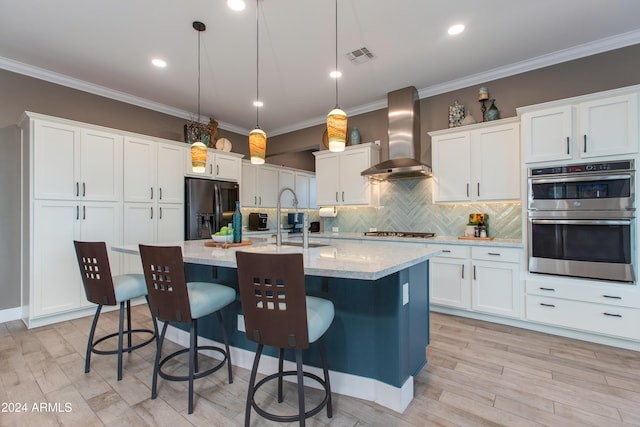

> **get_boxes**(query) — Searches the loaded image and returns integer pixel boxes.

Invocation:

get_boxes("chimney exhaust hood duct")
[361,86,431,180]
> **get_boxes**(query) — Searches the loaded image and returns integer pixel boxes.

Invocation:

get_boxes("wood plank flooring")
[2,307,640,426]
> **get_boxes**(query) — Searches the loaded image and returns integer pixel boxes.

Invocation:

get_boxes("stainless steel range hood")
[361,86,432,180]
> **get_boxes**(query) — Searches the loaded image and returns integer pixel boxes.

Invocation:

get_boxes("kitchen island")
[113,239,441,413]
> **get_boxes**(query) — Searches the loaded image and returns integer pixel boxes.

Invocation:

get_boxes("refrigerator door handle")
[214,183,222,233]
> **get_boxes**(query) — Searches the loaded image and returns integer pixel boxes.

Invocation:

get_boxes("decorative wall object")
[448,101,465,127]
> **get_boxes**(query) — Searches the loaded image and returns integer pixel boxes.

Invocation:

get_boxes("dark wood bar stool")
[73,240,157,381]
[138,244,235,414]
[235,251,334,427]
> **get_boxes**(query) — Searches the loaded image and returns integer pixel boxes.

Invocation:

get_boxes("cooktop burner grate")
[363,231,436,238]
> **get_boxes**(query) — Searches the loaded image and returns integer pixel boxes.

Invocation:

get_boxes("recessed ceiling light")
[151,58,167,68]
[228,0,246,11]
[448,24,465,35]
[330,70,342,79]
[253,100,263,107]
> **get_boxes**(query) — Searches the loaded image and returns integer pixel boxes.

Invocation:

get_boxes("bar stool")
[73,240,156,381]
[138,244,235,414]
[235,251,334,427]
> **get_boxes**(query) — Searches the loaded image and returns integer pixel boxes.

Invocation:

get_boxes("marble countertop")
[302,231,524,248]
[113,239,441,281]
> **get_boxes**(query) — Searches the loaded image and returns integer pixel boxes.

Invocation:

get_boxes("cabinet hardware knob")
[539,287,555,291]
[602,295,622,299]
[603,312,622,318]
[540,303,555,308]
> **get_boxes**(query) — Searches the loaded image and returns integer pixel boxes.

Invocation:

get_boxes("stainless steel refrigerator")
[185,177,239,240]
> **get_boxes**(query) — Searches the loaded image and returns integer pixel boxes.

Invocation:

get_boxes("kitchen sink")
[282,241,329,248]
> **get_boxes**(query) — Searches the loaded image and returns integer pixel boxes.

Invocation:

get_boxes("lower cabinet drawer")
[526,295,640,341]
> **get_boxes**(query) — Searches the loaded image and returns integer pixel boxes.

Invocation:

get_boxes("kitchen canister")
[350,127,361,145]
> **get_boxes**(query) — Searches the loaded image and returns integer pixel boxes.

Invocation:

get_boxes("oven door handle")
[531,219,633,226]
[529,174,632,184]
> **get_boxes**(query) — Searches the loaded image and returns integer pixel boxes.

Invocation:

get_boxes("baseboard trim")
[0,306,21,323]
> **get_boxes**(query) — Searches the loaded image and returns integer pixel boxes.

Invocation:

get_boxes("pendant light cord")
[334,0,339,109]
[255,0,260,128]
[197,28,201,124]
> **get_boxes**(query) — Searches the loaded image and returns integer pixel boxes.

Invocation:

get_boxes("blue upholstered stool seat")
[113,274,147,302]
[187,282,237,319]
[306,296,335,344]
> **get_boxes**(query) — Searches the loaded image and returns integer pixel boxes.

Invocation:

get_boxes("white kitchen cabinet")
[241,162,279,208]
[185,148,243,181]
[525,276,640,341]
[278,169,312,209]
[309,175,317,209]
[520,89,639,164]
[430,118,520,203]
[429,243,522,319]
[429,245,471,309]
[313,143,380,206]
[33,119,122,201]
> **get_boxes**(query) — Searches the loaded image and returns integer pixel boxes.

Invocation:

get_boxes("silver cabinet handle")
[259,196,262,205]
[150,207,153,219]
[466,183,469,197]
[150,187,154,200]
[487,252,501,256]
[82,182,86,197]
[603,312,622,318]
[254,196,257,205]
[217,164,220,176]
[583,134,587,152]
[159,207,163,219]
[209,164,213,175]
[540,303,555,308]
[477,182,480,197]
[442,250,451,253]
[76,182,79,197]
[159,188,163,200]
[473,265,476,280]
[76,205,79,220]
[539,287,555,292]
[83,205,86,220]
[566,137,570,155]
[342,191,345,202]
[335,192,339,202]
[603,295,622,300]
[461,264,465,279]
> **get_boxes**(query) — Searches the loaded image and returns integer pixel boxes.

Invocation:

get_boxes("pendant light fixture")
[190,21,207,173]
[327,0,347,152]
[249,0,266,164]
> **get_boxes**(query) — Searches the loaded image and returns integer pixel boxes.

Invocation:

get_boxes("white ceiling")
[2,0,640,136]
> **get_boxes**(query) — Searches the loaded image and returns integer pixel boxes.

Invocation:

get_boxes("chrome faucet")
[276,187,298,247]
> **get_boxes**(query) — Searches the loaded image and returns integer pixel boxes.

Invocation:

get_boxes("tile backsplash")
[324,178,522,239]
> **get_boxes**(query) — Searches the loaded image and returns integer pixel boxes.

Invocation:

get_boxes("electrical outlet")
[402,283,409,305]
[237,314,245,332]
[374,139,381,146]
[332,227,339,232]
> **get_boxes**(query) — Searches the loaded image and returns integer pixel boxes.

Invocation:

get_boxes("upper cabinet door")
[123,136,156,203]
[157,143,184,204]
[432,132,471,202]
[578,94,639,158]
[521,106,573,164]
[80,129,122,202]
[340,148,372,205]
[33,120,80,200]
[278,169,296,208]
[473,123,520,201]
[214,153,241,181]
[315,153,340,206]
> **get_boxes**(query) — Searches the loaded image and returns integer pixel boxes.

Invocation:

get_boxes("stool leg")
[188,320,196,414]
[193,320,199,374]
[117,301,125,381]
[152,321,168,400]
[295,349,306,427]
[245,343,264,427]
[319,339,332,418]
[277,348,285,403]
[146,296,159,341]
[126,300,133,353]
[85,304,103,374]
[216,311,233,384]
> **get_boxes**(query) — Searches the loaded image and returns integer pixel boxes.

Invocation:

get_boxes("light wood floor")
[2,307,640,426]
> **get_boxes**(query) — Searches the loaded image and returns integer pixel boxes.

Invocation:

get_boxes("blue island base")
[163,260,430,413]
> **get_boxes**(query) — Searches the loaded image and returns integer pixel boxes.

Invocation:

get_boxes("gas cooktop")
[363,231,436,239]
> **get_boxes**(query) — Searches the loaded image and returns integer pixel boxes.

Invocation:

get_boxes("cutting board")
[204,240,253,248]
[458,236,494,241]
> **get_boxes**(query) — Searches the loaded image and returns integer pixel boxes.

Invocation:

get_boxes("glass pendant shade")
[327,107,347,152]
[191,140,207,172]
[249,128,266,164]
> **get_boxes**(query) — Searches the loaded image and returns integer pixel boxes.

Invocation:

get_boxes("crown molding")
[3,30,639,136]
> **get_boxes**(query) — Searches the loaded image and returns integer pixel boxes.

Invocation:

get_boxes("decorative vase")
[350,127,361,145]
[487,99,500,121]
[232,201,242,243]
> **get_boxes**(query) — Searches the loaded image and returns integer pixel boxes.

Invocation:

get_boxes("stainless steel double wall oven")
[527,160,635,283]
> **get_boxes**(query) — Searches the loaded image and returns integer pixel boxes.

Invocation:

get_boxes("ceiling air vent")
[346,47,375,64]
